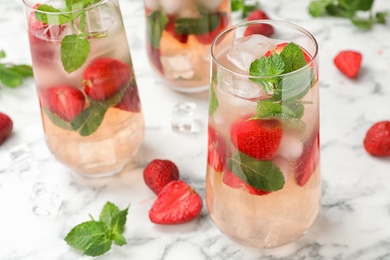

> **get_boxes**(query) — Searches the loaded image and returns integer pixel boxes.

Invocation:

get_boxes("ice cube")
[227,34,278,72]
[196,0,223,11]
[277,132,303,160]
[160,53,195,80]
[9,144,40,179]
[160,0,197,17]
[172,102,201,134]
[84,2,118,36]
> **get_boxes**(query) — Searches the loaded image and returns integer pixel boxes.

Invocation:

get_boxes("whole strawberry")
[364,121,390,156]
[83,58,131,101]
[230,117,283,161]
[149,180,203,224]
[0,112,13,145]
[334,50,362,78]
[244,9,274,37]
[143,159,180,194]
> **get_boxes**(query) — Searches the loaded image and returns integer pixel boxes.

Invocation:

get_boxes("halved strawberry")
[0,112,13,145]
[363,121,390,157]
[295,132,320,186]
[230,116,283,161]
[41,86,85,122]
[143,159,180,195]
[244,9,274,37]
[223,170,270,196]
[207,125,230,172]
[334,50,362,78]
[149,180,203,224]
[265,42,312,63]
[165,15,188,44]
[29,4,64,40]
[195,12,229,45]
[114,81,141,113]
[83,58,131,101]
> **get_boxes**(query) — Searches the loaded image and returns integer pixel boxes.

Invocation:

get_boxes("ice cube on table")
[227,34,278,72]
[172,102,201,134]
[29,182,62,217]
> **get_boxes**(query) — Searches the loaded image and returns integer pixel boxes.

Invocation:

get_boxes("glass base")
[169,84,209,93]
[74,165,125,179]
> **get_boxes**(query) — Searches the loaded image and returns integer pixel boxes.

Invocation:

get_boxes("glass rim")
[210,19,319,79]
[22,0,110,14]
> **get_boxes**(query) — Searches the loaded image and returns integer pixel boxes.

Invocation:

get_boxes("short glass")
[206,20,320,249]
[143,0,231,93]
[23,0,145,177]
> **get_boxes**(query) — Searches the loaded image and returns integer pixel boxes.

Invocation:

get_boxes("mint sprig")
[0,50,33,88]
[35,0,104,73]
[308,0,387,29]
[64,202,129,257]
[175,13,221,35]
[231,0,260,18]
[147,10,169,49]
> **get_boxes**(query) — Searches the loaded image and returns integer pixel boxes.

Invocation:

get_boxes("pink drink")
[206,22,320,249]
[25,0,144,177]
[144,0,231,92]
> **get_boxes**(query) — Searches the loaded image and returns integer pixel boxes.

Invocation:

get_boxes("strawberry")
[244,9,274,37]
[114,81,141,113]
[165,15,188,44]
[223,170,269,196]
[41,86,85,122]
[363,121,390,157]
[230,117,283,161]
[195,12,229,45]
[295,132,320,186]
[149,180,203,224]
[29,4,64,40]
[265,42,312,63]
[333,50,362,78]
[0,112,13,145]
[143,159,180,195]
[207,126,229,172]
[83,58,131,101]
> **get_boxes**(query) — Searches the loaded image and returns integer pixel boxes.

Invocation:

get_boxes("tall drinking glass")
[23,0,144,177]
[144,0,231,93]
[206,20,320,249]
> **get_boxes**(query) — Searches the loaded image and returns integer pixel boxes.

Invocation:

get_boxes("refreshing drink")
[24,0,144,177]
[206,21,320,249]
[144,0,231,92]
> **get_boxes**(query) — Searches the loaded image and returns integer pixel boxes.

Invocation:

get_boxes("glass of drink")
[23,0,145,177]
[206,20,320,249]
[144,0,231,93]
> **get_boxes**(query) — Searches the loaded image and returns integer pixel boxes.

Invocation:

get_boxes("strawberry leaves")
[64,202,129,257]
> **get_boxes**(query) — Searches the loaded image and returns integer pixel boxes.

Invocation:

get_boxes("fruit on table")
[143,159,180,194]
[41,85,85,122]
[223,170,270,196]
[149,180,203,224]
[230,117,283,161]
[0,112,13,145]
[364,121,390,156]
[333,50,362,78]
[83,58,131,101]
[244,9,274,37]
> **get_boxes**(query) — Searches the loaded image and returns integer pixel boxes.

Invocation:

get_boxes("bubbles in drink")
[227,34,278,72]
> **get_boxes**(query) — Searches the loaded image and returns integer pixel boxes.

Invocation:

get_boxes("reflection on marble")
[0,0,390,259]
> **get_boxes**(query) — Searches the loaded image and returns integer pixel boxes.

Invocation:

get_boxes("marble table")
[1,0,390,259]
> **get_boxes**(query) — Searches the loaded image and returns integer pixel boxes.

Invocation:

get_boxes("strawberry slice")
[244,9,274,37]
[165,15,189,44]
[265,42,312,63]
[334,50,362,78]
[0,112,13,145]
[143,159,180,195]
[363,121,390,157]
[29,4,64,40]
[149,180,203,224]
[223,170,270,196]
[114,81,141,113]
[83,58,131,101]
[295,132,320,186]
[41,86,85,122]
[230,117,283,161]
[195,12,229,45]
[207,126,230,172]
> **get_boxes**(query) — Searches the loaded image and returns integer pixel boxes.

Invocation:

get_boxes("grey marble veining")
[1,0,390,259]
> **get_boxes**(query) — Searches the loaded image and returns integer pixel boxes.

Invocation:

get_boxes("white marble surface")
[1,0,390,259]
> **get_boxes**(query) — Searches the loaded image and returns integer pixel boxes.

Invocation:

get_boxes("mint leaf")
[64,221,109,251]
[36,5,71,25]
[228,152,285,192]
[61,34,90,73]
[253,101,299,119]
[43,107,74,130]
[250,55,285,78]
[83,234,112,256]
[209,86,219,115]
[99,202,120,229]
[71,101,108,136]
[147,10,169,49]
[113,233,127,246]
[279,42,307,73]
[0,64,23,88]
[0,50,5,59]
[110,207,129,236]
[308,0,331,17]
[231,0,260,18]
[175,13,221,35]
